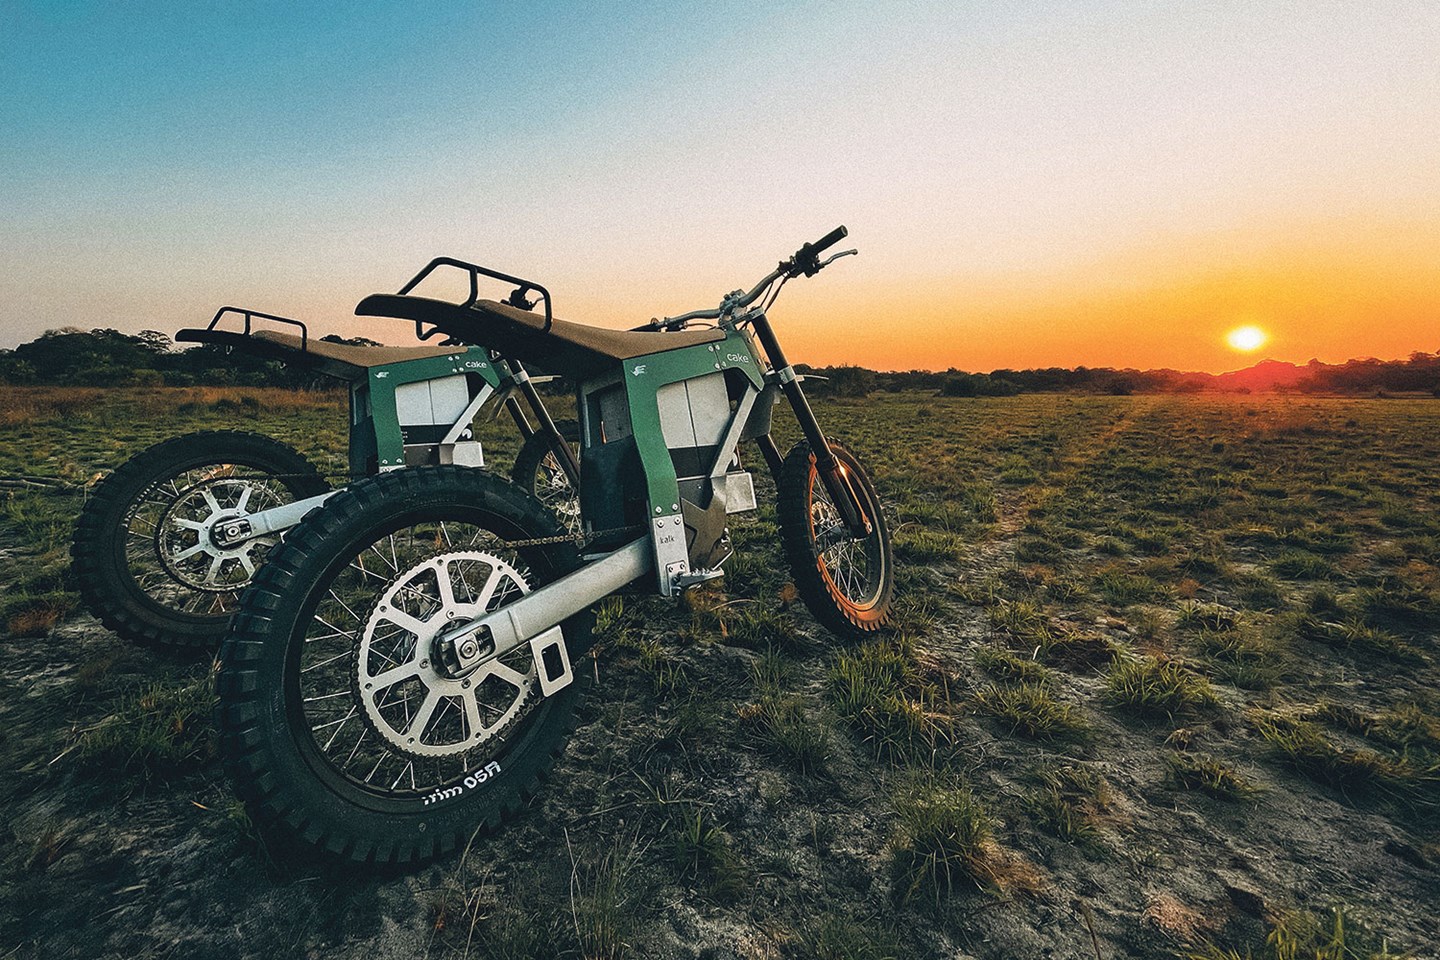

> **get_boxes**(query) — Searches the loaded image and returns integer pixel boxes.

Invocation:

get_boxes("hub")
[209,516,254,549]
[431,625,495,680]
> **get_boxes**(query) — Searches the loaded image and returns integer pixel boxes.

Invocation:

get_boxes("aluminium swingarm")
[211,491,336,547]
[433,536,653,677]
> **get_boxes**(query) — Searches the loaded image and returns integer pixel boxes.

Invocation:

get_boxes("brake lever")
[816,249,858,270]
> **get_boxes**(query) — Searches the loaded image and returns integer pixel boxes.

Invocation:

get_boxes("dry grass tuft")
[1103,655,1217,719]
[974,682,1088,740]
[1167,752,1257,800]
[5,600,67,637]
[1143,892,1213,944]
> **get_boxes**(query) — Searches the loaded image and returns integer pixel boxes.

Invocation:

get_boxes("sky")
[2,0,1437,373]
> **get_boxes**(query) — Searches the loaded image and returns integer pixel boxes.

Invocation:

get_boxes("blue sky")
[3,1,1438,371]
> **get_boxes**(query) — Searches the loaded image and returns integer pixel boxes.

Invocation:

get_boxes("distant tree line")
[797,354,1440,399]
[1292,353,1440,396]
[2,328,1437,398]
[0,327,379,388]
[798,364,1212,397]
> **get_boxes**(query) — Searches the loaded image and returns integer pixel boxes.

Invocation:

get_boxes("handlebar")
[640,226,853,330]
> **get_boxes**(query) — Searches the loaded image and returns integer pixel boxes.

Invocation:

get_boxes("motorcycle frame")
[577,320,768,588]
[437,307,864,680]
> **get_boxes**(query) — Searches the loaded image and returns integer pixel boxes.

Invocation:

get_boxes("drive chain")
[501,524,646,549]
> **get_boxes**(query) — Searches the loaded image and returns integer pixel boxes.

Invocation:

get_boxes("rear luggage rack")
[202,306,310,351]
[397,257,554,333]
[176,306,462,382]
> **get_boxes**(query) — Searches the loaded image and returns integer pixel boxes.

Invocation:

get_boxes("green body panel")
[620,328,765,514]
[348,347,502,474]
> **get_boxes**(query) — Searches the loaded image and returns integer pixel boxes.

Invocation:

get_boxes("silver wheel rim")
[533,451,582,536]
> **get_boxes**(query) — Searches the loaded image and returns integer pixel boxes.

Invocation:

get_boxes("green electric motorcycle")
[72,293,581,650]
[216,227,894,864]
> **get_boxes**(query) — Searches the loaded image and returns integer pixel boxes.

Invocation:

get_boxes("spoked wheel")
[776,439,894,638]
[217,465,591,865]
[71,431,329,649]
[510,419,582,538]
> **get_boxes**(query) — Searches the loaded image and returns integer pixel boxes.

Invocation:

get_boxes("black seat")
[176,328,462,382]
[355,295,726,380]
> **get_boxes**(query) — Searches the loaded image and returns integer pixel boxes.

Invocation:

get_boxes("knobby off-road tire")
[509,419,582,537]
[776,439,894,638]
[71,430,329,649]
[217,465,593,866]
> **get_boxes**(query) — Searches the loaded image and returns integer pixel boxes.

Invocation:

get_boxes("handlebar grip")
[811,225,848,255]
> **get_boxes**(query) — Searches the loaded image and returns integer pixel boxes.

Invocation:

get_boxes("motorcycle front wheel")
[510,418,582,538]
[775,439,894,638]
[217,465,592,865]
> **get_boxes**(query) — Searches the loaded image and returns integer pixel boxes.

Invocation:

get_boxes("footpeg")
[529,627,573,697]
[674,568,725,589]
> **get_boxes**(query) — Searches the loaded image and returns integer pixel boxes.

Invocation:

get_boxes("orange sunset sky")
[2,2,1437,374]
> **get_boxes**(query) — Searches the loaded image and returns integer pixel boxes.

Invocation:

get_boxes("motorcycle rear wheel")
[217,465,592,865]
[70,430,329,649]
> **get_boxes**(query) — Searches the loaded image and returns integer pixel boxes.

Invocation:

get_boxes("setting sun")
[1226,325,1270,353]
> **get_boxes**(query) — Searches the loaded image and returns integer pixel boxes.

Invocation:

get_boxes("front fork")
[499,360,582,487]
[748,314,871,538]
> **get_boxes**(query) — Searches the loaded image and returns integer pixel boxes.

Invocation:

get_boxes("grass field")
[1,386,1437,959]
